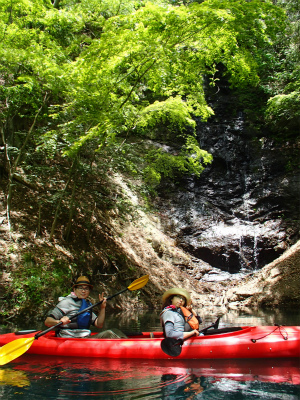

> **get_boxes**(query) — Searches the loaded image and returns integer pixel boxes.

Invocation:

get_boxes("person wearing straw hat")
[160,288,202,341]
[44,276,107,338]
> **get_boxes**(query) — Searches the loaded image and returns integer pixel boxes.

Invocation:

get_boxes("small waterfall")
[253,233,259,271]
[157,84,298,278]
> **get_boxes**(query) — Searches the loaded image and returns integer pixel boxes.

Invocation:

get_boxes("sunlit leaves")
[0,0,290,189]
[136,97,196,137]
[260,0,300,137]
[266,90,300,134]
[144,135,213,185]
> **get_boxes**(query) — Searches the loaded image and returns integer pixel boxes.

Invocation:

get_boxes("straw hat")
[73,276,93,289]
[162,288,191,306]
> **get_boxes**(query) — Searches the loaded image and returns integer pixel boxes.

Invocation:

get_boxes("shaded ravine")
[1,85,299,325]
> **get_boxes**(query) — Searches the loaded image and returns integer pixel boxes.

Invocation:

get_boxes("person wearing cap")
[44,276,107,338]
[160,288,202,341]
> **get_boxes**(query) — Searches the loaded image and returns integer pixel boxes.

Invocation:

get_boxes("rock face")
[157,85,300,277]
[223,240,300,310]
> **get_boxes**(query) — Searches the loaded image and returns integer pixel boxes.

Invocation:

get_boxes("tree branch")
[119,58,157,109]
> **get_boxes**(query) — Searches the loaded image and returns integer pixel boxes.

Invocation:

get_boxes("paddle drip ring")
[250,325,288,343]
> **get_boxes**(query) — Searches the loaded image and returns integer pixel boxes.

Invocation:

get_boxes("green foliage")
[266,91,300,132]
[53,0,284,184]
[136,96,199,139]
[261,0,300,138]
[143,166,162,187]
[9,253,71,311]
[145,135,212,185]
[1,0,285,151]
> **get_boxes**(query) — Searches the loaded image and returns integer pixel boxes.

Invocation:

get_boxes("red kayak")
[0,325,299,359]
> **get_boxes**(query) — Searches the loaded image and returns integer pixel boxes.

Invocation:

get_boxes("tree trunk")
[52,0,61,9]
[35,203,42,237]
[1,93,47,234]
[86,202,97,242]
[1,125,12,234]
[49,157,77,241]
[63,180,77,241]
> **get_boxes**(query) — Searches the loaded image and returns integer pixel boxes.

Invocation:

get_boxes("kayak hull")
[0,326,299,359]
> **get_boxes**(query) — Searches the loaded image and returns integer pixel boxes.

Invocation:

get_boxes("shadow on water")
[0,309,299,399]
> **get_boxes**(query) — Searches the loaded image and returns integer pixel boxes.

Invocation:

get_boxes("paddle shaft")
[35,287,128,339]
[199,317,221,335]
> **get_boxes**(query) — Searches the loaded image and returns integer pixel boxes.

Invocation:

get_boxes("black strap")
[251,325,288,343]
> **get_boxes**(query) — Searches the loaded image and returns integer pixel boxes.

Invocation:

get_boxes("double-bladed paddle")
[0,274,149,366]
[161,316,221,357]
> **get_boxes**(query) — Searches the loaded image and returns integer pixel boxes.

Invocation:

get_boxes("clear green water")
[0,309,299,399]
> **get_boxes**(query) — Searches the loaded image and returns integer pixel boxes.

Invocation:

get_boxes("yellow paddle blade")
[0,337,35,366]
[127,275,149,291]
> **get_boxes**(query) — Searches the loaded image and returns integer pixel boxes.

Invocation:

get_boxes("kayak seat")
[125,332,163,339]
[92,329,128,338]
[203,327,242,336]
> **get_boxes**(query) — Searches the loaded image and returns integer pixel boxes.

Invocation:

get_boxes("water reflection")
[0,369,30,388]
[1,356,299,399]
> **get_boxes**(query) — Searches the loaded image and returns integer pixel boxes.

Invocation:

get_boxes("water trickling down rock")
[156,85,300,281]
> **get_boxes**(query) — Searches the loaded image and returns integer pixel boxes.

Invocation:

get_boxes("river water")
[0,309,299,399]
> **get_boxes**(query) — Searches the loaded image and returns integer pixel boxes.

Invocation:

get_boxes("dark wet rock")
[156,85,300,275]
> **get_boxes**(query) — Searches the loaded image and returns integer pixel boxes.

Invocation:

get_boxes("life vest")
[52,296,93,330]
[160,305,200,335]
[77,299,92,329]
[180,307,199,330]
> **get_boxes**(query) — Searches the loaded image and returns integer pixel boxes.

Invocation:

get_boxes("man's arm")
[44,315,71,327]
